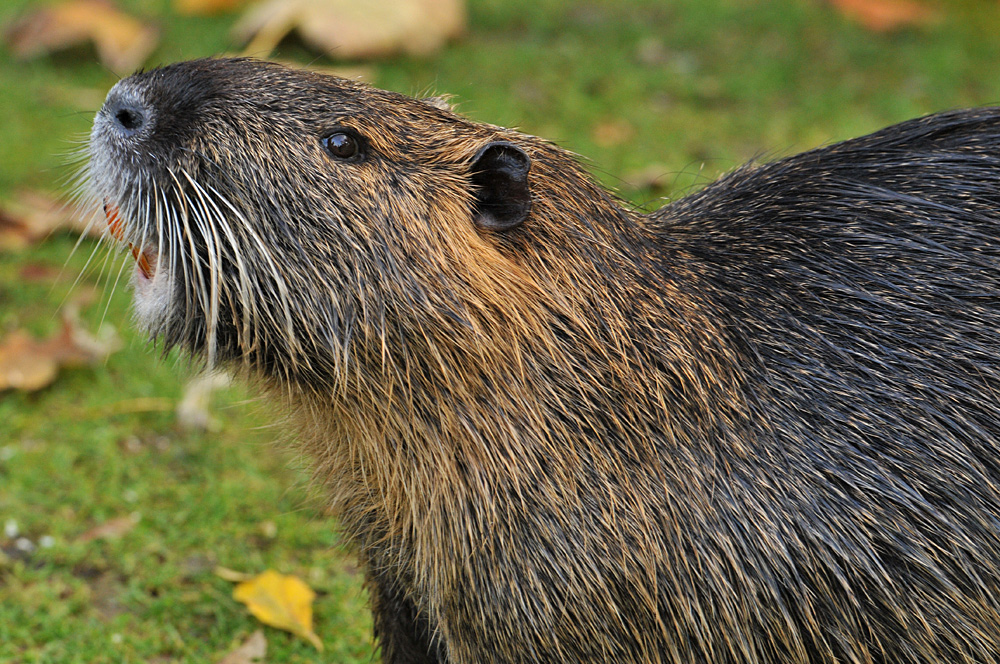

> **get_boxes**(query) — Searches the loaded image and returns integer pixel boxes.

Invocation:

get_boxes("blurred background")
[2,0,1000,661]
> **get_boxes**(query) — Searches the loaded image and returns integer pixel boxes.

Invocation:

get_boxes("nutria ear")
[470,141,532,231]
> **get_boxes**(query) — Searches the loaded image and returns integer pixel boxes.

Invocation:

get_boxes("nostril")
[102,88,149,137]
[115,107,144,132]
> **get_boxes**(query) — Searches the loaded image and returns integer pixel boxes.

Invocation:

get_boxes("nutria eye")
[322,130,366,161]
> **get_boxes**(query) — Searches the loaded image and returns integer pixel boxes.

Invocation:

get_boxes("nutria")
[87,58,1000,663]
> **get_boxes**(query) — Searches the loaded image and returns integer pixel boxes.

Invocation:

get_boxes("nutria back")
[88,58,1000,663]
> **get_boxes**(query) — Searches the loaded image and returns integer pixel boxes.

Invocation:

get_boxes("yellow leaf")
[233,570,323,651]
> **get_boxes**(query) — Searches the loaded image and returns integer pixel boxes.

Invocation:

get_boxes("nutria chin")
[87,57,1000,663]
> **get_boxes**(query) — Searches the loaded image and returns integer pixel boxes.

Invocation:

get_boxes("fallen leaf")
[218,630,267,664]
[827,0,936,32]
[215,566,254,583]
[233,0,465,60]
[232,570,323,651]
[0,331,59,392]
[257,521,277,540]
[77,513,140,543]
[0,190,101,251]
[18,263,62,282]
[174,0,246,16]
[5,0,159,72]
[176,370,232,431]
[0,309,121,392]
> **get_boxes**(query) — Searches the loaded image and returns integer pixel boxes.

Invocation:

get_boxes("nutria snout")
[89,57,1000,663]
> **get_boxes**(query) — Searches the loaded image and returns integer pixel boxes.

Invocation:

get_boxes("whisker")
[186,175,256,358]
[205,182,299,366]
[180,169,223,366]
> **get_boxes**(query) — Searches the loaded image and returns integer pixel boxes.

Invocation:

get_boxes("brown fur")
[88,58,1000,663]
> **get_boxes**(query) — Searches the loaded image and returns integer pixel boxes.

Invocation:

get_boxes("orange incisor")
[104,200,152,278]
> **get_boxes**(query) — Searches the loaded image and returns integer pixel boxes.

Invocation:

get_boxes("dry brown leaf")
[827,0,936,32]
[0,190,101,251]
[232,570,323,651]
[174,0,246,16]
[0,209,32,252]
[233,0,465,60]
[19,263,63,282]
[0,331,59,391]
[77,513,140,543]
[0,311,120,392]
[6,0,159,72]
[218,630,267,664]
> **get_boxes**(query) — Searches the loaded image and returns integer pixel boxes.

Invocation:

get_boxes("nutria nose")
[114,105,145,132]
[103,90,149,137]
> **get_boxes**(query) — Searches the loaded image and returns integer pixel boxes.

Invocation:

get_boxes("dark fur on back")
[654,110,1000,661]
[88,59,1000,663]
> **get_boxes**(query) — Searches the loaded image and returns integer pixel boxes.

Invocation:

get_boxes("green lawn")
[3,0,1000,661]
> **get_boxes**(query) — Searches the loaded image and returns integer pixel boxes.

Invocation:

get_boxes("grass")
[3,0,1000,661]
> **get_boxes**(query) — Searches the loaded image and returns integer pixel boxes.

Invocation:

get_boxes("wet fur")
[88,58,1000,663]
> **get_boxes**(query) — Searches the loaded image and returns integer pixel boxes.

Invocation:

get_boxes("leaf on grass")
[176,370,232,431]
[77,513,140,543]
[174,0,247,16]
[0,190,101,251]
[827,0,936,33]
[5,0,159,72]
[0,309,121,392]
[0,331,59,392]
[215,566,254,583]
[19,263,63,283]
[232,570,323,651]
[218,630,267,664]
[232,0,466,60]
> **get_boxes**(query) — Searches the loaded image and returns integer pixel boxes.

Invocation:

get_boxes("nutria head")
[87,58,729,414]
[86,58,561,380]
